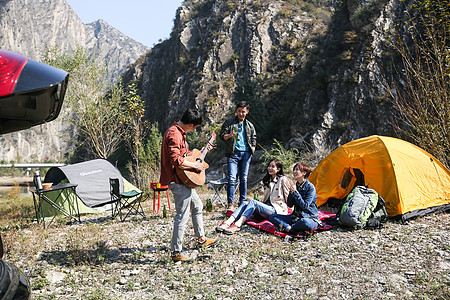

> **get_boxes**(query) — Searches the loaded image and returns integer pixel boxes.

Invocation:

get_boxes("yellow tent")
[309,135,450,221]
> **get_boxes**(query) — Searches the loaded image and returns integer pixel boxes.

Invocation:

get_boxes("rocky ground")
[1,198,449,300]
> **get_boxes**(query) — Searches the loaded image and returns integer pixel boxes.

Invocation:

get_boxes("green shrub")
[260,139,302,172]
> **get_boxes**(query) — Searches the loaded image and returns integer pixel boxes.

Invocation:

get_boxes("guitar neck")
[199,150,207,161]
[199,134,216,161]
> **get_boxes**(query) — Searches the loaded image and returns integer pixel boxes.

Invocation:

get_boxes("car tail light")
[0,50,28,97]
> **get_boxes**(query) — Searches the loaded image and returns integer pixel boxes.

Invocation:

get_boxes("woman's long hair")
[262,158,284,187]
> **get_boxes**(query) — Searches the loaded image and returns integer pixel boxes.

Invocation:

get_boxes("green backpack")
[338,186,386,229]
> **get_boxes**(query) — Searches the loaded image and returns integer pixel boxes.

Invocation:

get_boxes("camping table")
[31,183,81,228]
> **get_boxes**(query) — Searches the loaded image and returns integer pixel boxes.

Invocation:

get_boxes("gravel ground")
[1,199,449,300]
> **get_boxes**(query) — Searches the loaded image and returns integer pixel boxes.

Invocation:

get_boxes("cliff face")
[0,0,149,162]
[84,19,149,81]
[0,0,85,61]
[123,0,400,155]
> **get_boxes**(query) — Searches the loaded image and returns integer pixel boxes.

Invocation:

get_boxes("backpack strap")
[364,218,383,229]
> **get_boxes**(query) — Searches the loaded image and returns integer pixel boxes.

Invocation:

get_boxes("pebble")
[388,274,408,283]
[130,269,140,275]
[286,267,300,275]
[386,292,396,297]
[306,287,317,295]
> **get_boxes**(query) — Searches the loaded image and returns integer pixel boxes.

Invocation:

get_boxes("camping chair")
[207,177,228,207]
[109,178,147,221]
[207,164,239,207]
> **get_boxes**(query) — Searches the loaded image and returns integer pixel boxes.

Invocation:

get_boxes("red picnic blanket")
[227,210,336,239]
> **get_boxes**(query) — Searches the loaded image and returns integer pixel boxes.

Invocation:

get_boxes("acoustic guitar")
[176,132,216,188]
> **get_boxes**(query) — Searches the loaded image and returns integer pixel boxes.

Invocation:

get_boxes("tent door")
[339,168,365,192]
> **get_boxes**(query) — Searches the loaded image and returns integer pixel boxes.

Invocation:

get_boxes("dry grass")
[0,186,35,228]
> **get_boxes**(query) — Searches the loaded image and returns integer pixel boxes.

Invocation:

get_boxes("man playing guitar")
[160,108,218,262]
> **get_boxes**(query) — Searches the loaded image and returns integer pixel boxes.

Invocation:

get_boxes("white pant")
[170,183,204,252]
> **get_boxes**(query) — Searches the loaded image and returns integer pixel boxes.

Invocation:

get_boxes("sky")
[65,0,184,48]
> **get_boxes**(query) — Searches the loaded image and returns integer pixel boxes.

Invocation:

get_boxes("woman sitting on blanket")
[269,162,320,233]
[216,158,290,235]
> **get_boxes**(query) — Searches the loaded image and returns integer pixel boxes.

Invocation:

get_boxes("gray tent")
[44,159,129,209]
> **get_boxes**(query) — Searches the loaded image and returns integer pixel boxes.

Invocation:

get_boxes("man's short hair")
[236,101,249,110]
[181,108,203,126]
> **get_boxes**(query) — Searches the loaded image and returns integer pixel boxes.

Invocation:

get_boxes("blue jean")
[227,150,252,204]
[231,199,276,220]
[269,214,318,232]
[169,183,204,252]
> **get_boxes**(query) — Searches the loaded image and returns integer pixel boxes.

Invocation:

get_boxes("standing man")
[219,101,257,209]
[160,108,218,262]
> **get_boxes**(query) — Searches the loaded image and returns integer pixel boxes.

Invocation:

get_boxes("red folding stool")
[150,183,170,214]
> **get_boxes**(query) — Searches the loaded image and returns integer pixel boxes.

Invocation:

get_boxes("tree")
[141,123,163,189]
[75,83,126,159]
[234,74,269,137]
[382,0,449,167]
[123,84,151,189]
[43,46,126,160]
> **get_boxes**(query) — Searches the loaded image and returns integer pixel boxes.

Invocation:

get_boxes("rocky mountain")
[122,0,401,158]
[0,0,148,162]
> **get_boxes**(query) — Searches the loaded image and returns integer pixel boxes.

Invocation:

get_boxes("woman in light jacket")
[216,158,289,235]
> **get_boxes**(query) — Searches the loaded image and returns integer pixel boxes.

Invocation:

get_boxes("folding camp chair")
[109,178,147,221]
[207,164,239,207]
[207,177,228,207]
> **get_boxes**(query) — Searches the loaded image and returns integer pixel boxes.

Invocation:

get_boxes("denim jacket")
[287,179,319,220]
[219,116,256,157]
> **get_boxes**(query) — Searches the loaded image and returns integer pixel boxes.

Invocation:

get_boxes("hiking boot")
[171,251,195,263]
[223,223,240,235]
[216,222,229,233]
[197,236,219,248]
